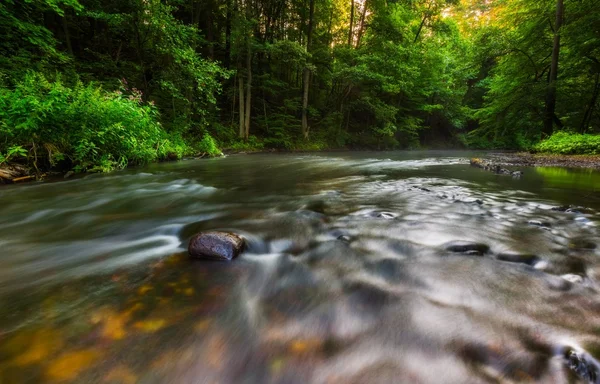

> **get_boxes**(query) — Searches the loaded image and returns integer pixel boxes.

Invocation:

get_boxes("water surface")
[1,151,600,383]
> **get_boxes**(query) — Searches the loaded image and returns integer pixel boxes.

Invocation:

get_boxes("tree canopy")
[1,0,599,171]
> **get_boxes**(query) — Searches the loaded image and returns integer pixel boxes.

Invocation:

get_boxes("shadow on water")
[0,151,600,383]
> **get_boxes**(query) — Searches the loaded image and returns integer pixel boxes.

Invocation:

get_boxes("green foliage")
[2,0,598,167]
[465,0,600,146]
[197,134,222,157]
[226,136,265,152]
[0,145,28,166]
[0,72,183,172]
[533,132,600,155]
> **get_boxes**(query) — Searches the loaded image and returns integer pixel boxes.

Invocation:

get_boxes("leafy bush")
[292,136,328,151]
[533,131,600,155]
[0,72,182,172]
[458,129,537,150]
[227,136,265,152]
[0,145,27,165]
[197,134,222,157]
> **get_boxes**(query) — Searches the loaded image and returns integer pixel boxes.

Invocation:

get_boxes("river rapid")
[1,151,600,383]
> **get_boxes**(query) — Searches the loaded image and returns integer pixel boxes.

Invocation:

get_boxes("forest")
[1,0,600,172]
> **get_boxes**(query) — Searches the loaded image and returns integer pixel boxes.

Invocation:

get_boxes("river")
[1,151,599,383]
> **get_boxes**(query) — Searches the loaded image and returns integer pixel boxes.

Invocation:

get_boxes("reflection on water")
[0,151,600,383]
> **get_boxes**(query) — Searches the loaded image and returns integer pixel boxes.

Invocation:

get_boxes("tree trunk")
[207,9,214,60]
[225,0,232,68]
[244,1,252,140]
[580,72,600,133]
[245,64,251,139]
[192,0,201,27]
[61,13,73,55]
[302,0,315,139]
[238,71,245,138]
[348,0,355,47]
[327,6,334,47]
[413,16,427,43]
[133,19,149,100]
[543,0,564,136]
[356,0,368,48]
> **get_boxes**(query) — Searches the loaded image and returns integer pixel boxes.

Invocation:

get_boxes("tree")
[301,0,315,138]
[543,0,564,136]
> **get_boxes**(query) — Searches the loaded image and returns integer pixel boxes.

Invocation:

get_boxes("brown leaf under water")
[46,349,102,381]
[103,365,138,384]
[289,338,323,355]
[194,319,213,333]
[204,334,227,369]
[7,328,64,366]
[133,319,167,333]
[137,285,153,295]
[90,303,144,340]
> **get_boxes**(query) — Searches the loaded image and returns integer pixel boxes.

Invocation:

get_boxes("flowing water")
[1,151,600,383]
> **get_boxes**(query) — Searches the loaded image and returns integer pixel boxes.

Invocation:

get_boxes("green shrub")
[292,136,328,151]
[533,131,600,155]
[0,145,27,165]
[0,72,180,172]
[197,133,222,157]
[226,136,265,152]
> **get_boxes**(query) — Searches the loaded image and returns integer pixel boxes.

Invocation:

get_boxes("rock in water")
[565,349,599,384]
[561,274,584,284]
[496,253,540,266]
[469,158,523,177]
[188,231,245,261]
[444,241,490,255]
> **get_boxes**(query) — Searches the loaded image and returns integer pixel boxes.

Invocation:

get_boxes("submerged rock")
[444,241,490,255]
[528,220,552,228]
[188,231,245,261]
[569,238,597,251]
[377,212,397,219]
[552,205,594,214]
[561,274,584,284]
[496,253,540,266]
[304,200,328,214]
[565,349,599,384]
[337,235,351,243]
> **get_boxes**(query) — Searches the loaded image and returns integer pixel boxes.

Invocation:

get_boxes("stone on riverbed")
[443,241,490,255]
[551,205,594,214]
[470,158,523,177]
[188,231,245,261]
[561,274,584,284]
[496,253,540,266]
[569,238,597,251]
[528,219,552,228]
[564,348,600,384]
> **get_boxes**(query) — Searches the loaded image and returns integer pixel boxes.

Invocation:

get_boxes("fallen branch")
[0,163,32,184]
[12,175,36,183]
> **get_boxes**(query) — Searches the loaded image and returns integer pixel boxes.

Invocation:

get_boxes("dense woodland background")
[1,0,600,172]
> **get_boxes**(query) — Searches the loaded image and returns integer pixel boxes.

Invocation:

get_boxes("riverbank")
[4,150,600,186]
[486,152,600,169]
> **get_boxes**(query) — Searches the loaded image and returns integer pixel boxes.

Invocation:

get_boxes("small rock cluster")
[470,158,523,177]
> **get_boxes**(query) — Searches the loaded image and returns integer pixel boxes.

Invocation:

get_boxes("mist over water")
[1,151,600,383]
